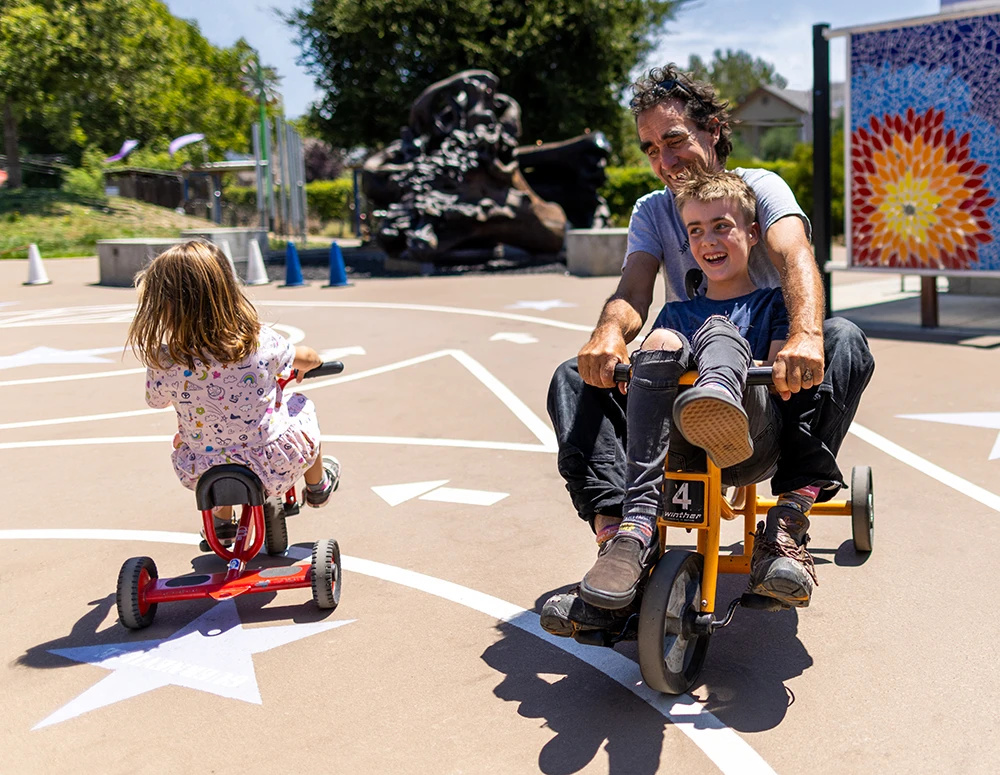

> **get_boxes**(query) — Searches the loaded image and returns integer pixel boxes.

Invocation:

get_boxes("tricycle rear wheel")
[117,556,158,630]
[851,466,874,553]
[264,497,289,555]
[311,538,342,610]
[638,550,710,695]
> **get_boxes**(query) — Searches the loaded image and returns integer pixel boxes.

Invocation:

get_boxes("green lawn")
[0,190,217,259]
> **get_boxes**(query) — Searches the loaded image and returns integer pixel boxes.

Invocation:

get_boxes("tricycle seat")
[195,464,266,510]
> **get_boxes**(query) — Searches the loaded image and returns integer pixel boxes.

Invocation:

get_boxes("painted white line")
[0,528,200,545]
[0,434,553,453]
[294,349,456,391]
[849,421,1000,513]
[258,300,593,333]
[419,487,508,506]
[0,435,173,451]
[448,350,557,449]
[0,529,775,775]
[270,323,305,345]
[0,367,146,388]
[0,407,168,431]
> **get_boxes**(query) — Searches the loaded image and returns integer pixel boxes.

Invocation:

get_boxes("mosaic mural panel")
[850,14,1000,271]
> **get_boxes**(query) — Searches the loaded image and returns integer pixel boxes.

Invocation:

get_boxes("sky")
[164,0,949,119]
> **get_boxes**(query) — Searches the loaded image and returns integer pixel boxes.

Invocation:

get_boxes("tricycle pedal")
[740,592,789,612]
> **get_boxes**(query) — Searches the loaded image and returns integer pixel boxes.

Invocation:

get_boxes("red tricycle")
[115,361,345,630]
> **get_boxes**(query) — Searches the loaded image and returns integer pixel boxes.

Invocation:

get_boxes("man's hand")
[578,328,630,394]
[772,332,824,400]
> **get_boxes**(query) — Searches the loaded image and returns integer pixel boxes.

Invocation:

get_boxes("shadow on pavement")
[482,622,667,775]
[527,575,812,736]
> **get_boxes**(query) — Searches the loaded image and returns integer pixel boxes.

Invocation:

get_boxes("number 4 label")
[671,482,692,510]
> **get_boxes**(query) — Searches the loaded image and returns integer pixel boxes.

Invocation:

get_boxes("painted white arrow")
[318,346,366,359]
[0,346,126,370]
[372,480,450,506]
[489,332,538,344]
[505,299,576,311]
[372,480,508,507]
[899,411,1000,459]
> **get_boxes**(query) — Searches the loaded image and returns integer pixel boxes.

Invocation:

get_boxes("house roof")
[733,84,812,116]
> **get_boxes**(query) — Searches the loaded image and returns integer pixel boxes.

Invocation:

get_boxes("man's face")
[637,99,721,191]
[680,197,758,286]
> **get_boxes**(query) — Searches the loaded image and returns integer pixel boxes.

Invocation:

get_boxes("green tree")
[286,0,690,156]
[686,49,787,109]
[1,0,265,189]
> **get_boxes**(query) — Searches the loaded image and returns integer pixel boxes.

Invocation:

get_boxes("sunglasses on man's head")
[631,79,710,110]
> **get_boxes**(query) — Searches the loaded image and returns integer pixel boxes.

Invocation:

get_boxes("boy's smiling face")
[681,197,759,287]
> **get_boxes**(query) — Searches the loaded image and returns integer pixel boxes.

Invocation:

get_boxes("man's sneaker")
[539,586,637,638]
[579,532,659,610]
[304,455,341,508]
[748,505,818,607]
[673,385,753,469]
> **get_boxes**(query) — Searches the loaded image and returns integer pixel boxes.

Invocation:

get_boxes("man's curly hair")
[629,64,733,165]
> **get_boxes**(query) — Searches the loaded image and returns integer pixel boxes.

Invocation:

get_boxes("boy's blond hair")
[673,169,758,228]
[126,240,260,370]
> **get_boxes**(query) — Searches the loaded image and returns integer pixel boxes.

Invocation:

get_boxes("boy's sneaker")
[304,455,341,508]
[579,533,659,610]
[672,384,753,469]
[539,586,637,638]
[748,505,818,607]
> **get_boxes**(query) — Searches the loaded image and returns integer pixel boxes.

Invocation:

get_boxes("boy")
[576,170,815,611]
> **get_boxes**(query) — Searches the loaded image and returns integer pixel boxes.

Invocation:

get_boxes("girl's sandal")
[304,456,341,508]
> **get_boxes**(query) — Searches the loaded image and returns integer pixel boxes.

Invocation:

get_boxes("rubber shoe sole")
[750,558,813,608]
[674,394,753,469]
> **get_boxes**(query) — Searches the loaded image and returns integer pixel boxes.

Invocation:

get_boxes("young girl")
[126,240,339,538]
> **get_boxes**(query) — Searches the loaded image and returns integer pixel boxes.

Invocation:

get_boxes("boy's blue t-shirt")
[651,287,789,361]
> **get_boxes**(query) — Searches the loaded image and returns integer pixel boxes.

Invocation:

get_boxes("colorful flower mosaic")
[849,13,1000,271]
[851,107,994,269]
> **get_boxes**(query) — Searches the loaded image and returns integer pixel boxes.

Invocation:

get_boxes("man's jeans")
[547,317,875,525]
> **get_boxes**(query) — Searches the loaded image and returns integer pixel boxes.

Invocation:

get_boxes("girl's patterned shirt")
[144,325,295,456]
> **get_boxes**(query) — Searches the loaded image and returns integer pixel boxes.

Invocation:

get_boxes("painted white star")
[899,411,1000,459]
[489,332,538,344]
[35,600,354,729]
[0,346,127,370]
[505,300,576,311]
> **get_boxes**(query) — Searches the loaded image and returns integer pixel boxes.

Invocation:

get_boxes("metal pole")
[264,120,277,232]
[352,168,362,237]
[812,23,833,318]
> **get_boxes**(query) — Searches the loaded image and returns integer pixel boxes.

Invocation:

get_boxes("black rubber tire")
[311,538,342,610]
[116,556,158,630]
[263,498,288,555]
[851,466,874,553]
[638,550,710,695]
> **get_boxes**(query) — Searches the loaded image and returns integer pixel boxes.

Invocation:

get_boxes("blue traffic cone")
[282,241,304,287]
[326,241,351,287]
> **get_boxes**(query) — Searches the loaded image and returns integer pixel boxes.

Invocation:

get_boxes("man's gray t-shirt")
[623,168,811,303]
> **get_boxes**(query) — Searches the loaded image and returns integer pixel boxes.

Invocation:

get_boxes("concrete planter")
[97,238,184,287]
[180,228,268,263]
[565,228,628,277]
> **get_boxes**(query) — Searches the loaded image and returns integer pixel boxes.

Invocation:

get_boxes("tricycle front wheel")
[638,550,710,695]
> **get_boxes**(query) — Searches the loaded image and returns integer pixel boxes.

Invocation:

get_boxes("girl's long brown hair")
[126,240,260,370]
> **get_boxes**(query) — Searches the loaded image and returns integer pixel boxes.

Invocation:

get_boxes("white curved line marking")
[0,368,146,388]
[0,435,553,453]
[0,528,775,775]
[257,300,593,332]
[270,323,305,345]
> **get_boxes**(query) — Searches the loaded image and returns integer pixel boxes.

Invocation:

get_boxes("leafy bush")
[222,178,354,223]
[307,178,353,222]
[600,166,662,225]
[60,147,107,203]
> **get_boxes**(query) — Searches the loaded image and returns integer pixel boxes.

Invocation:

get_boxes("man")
[541,64,874,638]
